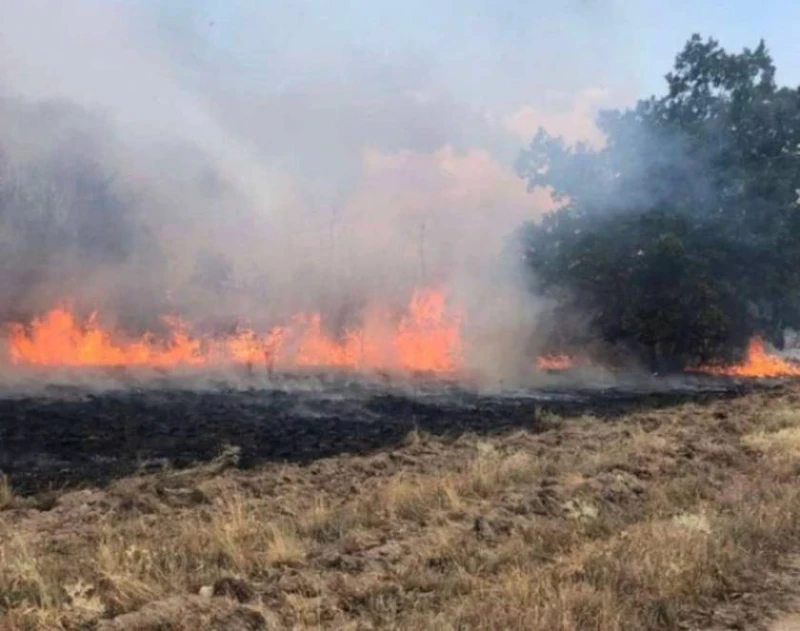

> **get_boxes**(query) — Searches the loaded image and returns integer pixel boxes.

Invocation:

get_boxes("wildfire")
[4,289,464,375]
[692,336,800,378]
[536,353,575,371]
[25,298,798,381]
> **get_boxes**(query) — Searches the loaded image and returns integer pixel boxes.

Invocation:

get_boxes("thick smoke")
[0,0,639,383]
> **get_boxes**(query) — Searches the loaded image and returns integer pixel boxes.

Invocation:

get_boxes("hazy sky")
[3,0,796,234]
[165,0,800,105]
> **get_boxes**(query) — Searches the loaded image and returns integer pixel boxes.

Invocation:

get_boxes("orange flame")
[4,289,463,375]
[6,309,206,368]
[692,336,800,378]
[536,353,575,371]
[395,290,462,373]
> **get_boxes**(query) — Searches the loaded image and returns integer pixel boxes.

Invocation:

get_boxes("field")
[2,378,800,629]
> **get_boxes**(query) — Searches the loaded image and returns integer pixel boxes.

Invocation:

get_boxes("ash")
[0,369,776,495]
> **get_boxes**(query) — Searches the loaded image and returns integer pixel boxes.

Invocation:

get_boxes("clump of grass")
[743,426,800,458]
[299,496,382,542]
[92,489,309,615]
[0,473,16,510]
[380,475,462,523]
[0,534,66,611]
[182,494,306,572]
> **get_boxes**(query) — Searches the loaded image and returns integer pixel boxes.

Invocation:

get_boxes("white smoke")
[0,0,639,383]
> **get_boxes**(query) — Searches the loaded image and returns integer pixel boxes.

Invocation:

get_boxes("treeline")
[0,96,221,330]
[516,35,800,371]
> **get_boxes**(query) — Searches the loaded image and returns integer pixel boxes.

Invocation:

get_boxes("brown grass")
[0,473,17,511]
[3,386,800,629]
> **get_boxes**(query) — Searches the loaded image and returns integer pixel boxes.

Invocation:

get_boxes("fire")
[395,290,462,373]
[4,289,463,375]
[536,353,575,371]
[6,309,206,368]
[692,336,800,378]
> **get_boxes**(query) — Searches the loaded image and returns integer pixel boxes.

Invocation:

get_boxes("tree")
[516,35,800,369]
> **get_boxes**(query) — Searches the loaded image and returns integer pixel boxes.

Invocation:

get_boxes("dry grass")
[0,473,18,511]
[3,386,800,629]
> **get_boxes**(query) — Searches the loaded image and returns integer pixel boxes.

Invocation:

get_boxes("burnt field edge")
[0,375,782,495]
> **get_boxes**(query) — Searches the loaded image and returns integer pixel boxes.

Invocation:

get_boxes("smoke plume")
[0,0,639,383]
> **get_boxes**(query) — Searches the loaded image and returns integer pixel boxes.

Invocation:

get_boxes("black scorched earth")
[0,372,765,495]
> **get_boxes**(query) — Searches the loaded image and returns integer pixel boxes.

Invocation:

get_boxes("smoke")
[0,0,639,382]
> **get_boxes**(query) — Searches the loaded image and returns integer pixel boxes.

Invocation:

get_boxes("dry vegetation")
[4,387,800,629]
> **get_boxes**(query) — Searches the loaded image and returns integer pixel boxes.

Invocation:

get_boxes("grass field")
[3,385,800,629]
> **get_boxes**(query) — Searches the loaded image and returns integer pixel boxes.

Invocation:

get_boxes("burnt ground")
[0,372,761,495]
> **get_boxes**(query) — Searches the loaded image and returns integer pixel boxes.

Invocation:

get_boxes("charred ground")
[0,373,755,495]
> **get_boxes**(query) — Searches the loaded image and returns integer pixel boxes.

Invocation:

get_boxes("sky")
[141,0,800,169]
[168,0,800,106]
[3,0,798,248]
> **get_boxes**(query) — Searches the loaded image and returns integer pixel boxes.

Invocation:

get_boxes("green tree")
[516,35,800,370]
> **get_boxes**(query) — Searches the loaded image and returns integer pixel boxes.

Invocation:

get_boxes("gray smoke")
[0,0,640,383]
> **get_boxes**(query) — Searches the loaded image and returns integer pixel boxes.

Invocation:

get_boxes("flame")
[692,336,800,378]
[4,289,463,375]
[6,309,206,368]
[536,353,575,371]
[395,290,462,373]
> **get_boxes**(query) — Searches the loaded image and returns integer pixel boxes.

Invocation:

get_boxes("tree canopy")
[516,34,800,371]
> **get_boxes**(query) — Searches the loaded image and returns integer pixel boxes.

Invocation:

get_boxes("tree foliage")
[517,35,800,369]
